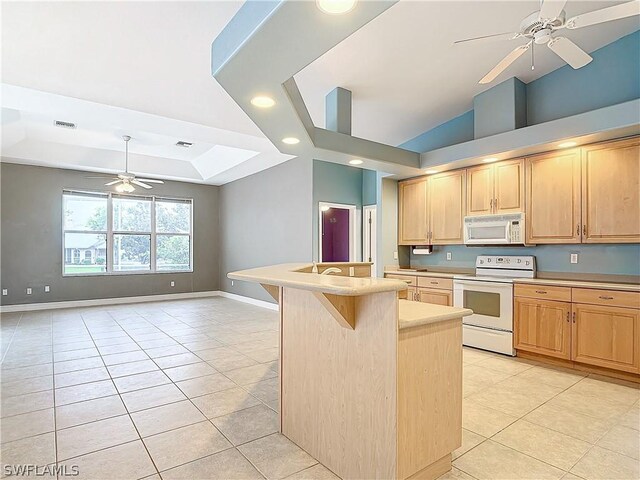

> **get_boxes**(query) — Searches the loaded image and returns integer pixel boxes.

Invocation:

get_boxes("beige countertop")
[398,300,472,330]
[514,277,640,292]
[384,267,470,279]
[228,263,408,296]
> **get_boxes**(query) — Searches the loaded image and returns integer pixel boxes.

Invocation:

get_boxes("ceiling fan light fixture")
[116,182,135,193]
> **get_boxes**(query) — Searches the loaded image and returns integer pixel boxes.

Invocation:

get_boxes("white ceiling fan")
[87,135,164,193]
[455,0,640,84]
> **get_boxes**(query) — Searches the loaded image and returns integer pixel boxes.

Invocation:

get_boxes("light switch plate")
[44,286,50,293]
[2,289,7,296]
[446,252,452,260]
[570,253,578,264]
[393,251,398,260]
[26,288,32,295]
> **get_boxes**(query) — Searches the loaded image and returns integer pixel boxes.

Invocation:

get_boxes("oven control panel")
[476,255,536,270]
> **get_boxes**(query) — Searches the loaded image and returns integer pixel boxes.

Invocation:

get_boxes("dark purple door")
[322,208,350,262]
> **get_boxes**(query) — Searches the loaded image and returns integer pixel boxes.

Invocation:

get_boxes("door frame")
[363,204,377,276]
[318,202,358,263]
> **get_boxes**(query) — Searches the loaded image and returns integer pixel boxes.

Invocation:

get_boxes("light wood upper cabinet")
[398,178,428,245]
[467,159,524,216]
[466,164,494,216]
[494,159,525,214]
[430,170,466,245]
[572,303,639,374]
[514,297,571,360]
[581,137,640,244]
[526,149,582,244]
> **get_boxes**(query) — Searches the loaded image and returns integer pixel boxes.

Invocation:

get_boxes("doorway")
[363,205,377,275]
[318,202,357,263]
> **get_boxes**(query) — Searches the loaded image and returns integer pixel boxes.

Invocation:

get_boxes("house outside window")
[63,190,193,275]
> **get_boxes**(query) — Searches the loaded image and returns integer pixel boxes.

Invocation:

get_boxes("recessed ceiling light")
[282,137,300,145]
[424,169,438,175]
[349,159,363,165]
[176,141,193,148]
[250,96,275,108]
[317,0,357,14]
[482,157,499,163]
[558,141,577,148]
[54,120,76,129]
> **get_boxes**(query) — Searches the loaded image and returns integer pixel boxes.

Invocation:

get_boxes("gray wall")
[1,162,219,305]
[218,158,313,303]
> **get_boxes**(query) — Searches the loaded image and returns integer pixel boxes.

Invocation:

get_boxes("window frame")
[62,190,194,277]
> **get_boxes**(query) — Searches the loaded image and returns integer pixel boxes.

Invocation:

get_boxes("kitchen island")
[228,263,472,480]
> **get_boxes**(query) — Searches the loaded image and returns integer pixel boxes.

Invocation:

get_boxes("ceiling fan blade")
[131,179,153,189]
[566,1,640,29]
[548,37,593,69]
[105,180,121,186]
[479,43,531,84]
[454,32,520,45]
[136,178,165,184]
[539,0,568,20]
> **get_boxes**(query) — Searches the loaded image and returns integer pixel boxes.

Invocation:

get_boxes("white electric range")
[453,255,536,356]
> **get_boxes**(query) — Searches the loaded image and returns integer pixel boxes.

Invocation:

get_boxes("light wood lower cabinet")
[514,297,571,360]
[417,288,452,307]
[515,285,640,377]
[572,303,640,374]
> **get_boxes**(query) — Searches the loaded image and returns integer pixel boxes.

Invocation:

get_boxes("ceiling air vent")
[176,141,193,148]
[54,120,76,129]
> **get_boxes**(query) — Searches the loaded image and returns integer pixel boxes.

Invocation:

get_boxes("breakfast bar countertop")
[398,300,472,330]
[228,263,408,296]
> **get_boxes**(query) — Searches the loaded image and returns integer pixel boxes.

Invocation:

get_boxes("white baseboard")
[0,290,279,314]
[0,291,221,313]
[217,291,279,311]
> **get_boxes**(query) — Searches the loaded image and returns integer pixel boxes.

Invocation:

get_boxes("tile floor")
[1,297,638,480]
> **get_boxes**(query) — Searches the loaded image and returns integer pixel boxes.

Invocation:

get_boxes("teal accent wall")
[527,30,640,125]
[409,244,640,276]
[401,110,474,153]
[362,169,377,205]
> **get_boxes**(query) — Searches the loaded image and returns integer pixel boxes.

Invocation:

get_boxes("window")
[63,191,192,275]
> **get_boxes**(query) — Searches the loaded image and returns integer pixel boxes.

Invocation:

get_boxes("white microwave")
[463,213,525,245]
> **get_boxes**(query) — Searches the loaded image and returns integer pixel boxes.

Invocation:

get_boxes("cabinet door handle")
[566,311,570,323]
[576,224,580,236]
[494,198,498,210]
[489,199,493,211]
[583,225,587,236]
[430,281,438,285]
[535,290,547,294]
[572,312,576,323]
[599,295,614,300]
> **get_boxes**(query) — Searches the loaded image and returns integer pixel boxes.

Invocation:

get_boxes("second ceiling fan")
[455,0,640,84]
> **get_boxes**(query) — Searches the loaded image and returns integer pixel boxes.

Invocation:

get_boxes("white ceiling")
[0,1,293,184]
[1,0,637,181]
[295,0,640,147]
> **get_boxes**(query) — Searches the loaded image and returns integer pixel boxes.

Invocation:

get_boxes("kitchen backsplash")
[407,244,640,276]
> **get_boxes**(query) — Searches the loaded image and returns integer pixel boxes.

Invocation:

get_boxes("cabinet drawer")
[514,284,572,302]
[572,288,640,309]
[417,276,453,290]
[385,274,417,286]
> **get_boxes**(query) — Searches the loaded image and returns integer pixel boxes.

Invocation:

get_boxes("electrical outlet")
[393,251,398,260]
[170,281,175,287]
[446,252,452,261]
[44,286,50,293]
[231,280,234,286]
[2,289,7,296]
[570,253,578,264]
[26,288,32,295]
